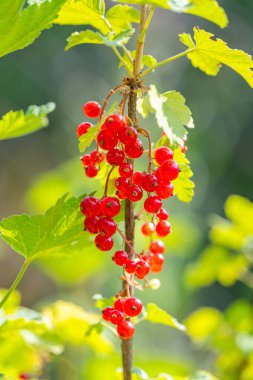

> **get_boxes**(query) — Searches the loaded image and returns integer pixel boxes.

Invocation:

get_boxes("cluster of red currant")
[78,99,180,339]
[102,296,142,339]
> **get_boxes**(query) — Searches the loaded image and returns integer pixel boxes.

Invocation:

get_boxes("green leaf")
[65,28,134,50]
[145,303,186,331]
[0,0,66,58]
[0,103,55,141]
[78,120,101,152]
[185,246,247,288]
[189,371,219,380]
[184,307,223,342]
[224,195,253,234]
[93,294,115,309]
[138,85,193,145]
[115,0,228,28]
[179,27,253,88]
[43,300,113,353]
[0,194,87,260]
[106,5,140,33]
[173,147,195,203]
[55,0,109,33]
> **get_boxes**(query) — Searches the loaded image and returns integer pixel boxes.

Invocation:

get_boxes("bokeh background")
[0,0,253,378]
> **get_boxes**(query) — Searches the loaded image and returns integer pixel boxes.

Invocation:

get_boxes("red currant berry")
[95,234,114,251]
[159,159,180,181]
[125,139,144,159]
[90,150,104,164]
[125,259,136,274]
[113,250,128,266]
[154,146,173,165]
[142,173,160,192]
[116,191,127,200]
[97,217,116,237]
[155,167,171,185]
[19,375,30,380]
[83,101,101,118]
[80,196,101,217]
[135,259,150,278]
[105,114,127,133]
[114,298,126,312]
[150,264,163,274]
[141,222,155,236]
[81,154,92,166]
[156,182,174,199]
[76,122,92,137]
[118,126,137,144]
[115,177,130,192]
[85,164,98,178]
[132,171,144,186]
[84,216,99,234]
[106,149,125,166]
[102,306,113,321]
[127,185,143,202]
[144,196,162,213]
[149,240,165,254]
[156,220,171,237]
[157,208,169,220]
[117,320,135,339]
[97,130,118,150]
[150,253,165,266]
[101,196,121,217]
[124,297,142,317]
[119,163,133,178]
[110,309,124,325]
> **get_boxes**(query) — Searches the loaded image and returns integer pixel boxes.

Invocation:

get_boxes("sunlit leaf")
[224,195,253,234]
[106,5,140,32]
[0,0,65,58]
[66,28,135,50]
[115,0,228,28]
[179,27,253,87]
[43,300,114,353]
[0,194,87,260]
[184,308,223,342]
[185,245,247,288]
[173,147,195,203]
[55,0,108,33]
[145,303,186,331]
[137,85,193,145]
[0,103,55,140]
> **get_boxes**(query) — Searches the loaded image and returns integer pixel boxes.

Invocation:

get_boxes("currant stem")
[117,227,139,257]
[137,127,152,172]
[0,259,30,309]
[122,5,151,380]
[104,166,115,197]
[112,47,133,77]
[100,84,125,120]
[140,48,194,78]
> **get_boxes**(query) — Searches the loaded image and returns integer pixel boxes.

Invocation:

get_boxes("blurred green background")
[0,0,253,378]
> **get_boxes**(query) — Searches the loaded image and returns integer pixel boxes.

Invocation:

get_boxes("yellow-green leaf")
[168,0,228,29]
[55,0,109,34]
[0,0,66,58]
[173,147,195,203]
[145,303,186,331]
[106,4,140,33]
[0,103,55,140]
[184,307,223,342]
[137,85,193,145]
[115,0,228,28]
[66,28,134,51]
[179,27,253,88]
